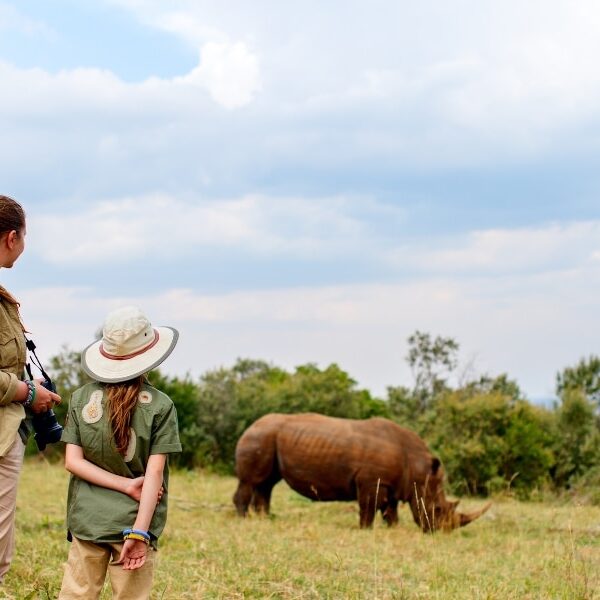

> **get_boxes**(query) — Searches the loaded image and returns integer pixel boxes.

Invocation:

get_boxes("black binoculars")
[31,380,63,451]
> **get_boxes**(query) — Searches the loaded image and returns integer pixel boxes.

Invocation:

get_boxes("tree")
[386,385,419,427]
[405,330,459,413]
[147,371,202,469]
[462,373,523,403]
[194,359,388,472]
[47,346,90,441]
[275,363,388,419]
[551,388,600,488]
[421,391,555,496]
[556,355,600,410]
[47,345,91,410]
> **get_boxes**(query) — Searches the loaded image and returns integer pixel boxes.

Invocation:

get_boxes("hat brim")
[81,326,179,383]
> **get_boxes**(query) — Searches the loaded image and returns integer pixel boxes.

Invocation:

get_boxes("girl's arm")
[118,454,167,570]
[64,443,145,501]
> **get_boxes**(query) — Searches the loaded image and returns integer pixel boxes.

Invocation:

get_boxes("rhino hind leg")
[251,476,280,514]
[234,422,282,517]
[233,482,254,516]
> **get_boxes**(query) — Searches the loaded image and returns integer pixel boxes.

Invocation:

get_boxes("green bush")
[419,391,555,496]
[42,342,600,498]
[147,371,203,469]
[567,465,600,505]
[193,359,387,472]
[551,388,600,489]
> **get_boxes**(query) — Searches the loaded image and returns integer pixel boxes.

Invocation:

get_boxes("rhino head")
[409,457,491,532]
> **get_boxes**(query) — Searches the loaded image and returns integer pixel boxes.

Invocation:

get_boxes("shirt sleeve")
[150,401,182,455]
[0,316,25,406]
[60,392,82,446]
[0,371,20,406]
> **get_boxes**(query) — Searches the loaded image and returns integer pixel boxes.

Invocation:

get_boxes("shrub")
[551,388,600,489]
[193,359,387,472]
[420,391,555,496]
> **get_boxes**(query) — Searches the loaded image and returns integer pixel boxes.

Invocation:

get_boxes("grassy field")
[3,458,599,599]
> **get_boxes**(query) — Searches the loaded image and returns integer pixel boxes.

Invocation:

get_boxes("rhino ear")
[431,457,441,475]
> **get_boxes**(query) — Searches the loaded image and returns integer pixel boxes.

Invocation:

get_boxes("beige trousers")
[59,537,155,600]
[0,435,25,582]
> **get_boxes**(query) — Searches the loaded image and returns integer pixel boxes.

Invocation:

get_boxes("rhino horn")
[457,502,492,528]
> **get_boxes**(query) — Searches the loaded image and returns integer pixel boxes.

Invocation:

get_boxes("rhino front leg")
[381,499,399,527]
[357,483,391,528]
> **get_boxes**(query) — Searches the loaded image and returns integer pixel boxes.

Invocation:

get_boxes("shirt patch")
[82,391,103,424]
[138,390,152,405]
[124,428,136,462]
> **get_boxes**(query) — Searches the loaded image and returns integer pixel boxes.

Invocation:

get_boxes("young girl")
[59,306,181,599]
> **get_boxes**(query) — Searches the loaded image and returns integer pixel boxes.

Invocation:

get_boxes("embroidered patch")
[124,428,137,462]
[82,391,103,424]
[138,390,152,405]
[90,390,103,403]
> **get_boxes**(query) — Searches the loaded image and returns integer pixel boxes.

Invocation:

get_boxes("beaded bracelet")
[23,380,36,409]
[124,533,150,544]
[122,528,151,544]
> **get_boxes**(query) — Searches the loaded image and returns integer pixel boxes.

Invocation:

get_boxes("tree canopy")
[44,333,600,502]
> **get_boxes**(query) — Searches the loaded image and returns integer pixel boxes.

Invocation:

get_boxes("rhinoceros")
[233,413,490,532]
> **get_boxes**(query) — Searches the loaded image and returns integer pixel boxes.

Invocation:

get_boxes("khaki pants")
[0,435,25,581]
[59,537,155,600]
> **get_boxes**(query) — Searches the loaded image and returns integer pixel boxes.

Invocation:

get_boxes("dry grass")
[3,458,600,599]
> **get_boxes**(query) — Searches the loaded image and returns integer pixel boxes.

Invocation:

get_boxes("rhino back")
[274,414,427,501]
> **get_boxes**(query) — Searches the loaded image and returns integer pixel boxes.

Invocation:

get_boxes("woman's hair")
[0,195,25,237]
[105,375,145,455]
[0,195,26,307]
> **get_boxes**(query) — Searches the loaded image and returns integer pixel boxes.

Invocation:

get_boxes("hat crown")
[102,306,155,357]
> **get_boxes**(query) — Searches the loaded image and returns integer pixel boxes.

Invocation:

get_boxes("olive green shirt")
[0,292,27,457]
[61,382,182,546]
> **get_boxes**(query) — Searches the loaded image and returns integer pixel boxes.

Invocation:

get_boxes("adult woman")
[0,195,61,581]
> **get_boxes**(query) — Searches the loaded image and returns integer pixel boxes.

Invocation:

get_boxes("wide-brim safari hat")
[81,306,179,383]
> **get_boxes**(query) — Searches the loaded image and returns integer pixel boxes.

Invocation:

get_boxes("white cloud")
[28,195,600,286]
[20,259,600,401]
[19,195,600,404]
[406,221,600,274]
[0,3,54,36]
[3,0,600,176]
[0,61,137,116]
[155,10,224,46]
[102,0,600,134]
[176,41,261,109]
[28,193,401,264]
[0,36,260,114]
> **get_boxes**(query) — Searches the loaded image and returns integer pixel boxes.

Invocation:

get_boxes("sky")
[1,0,599,402]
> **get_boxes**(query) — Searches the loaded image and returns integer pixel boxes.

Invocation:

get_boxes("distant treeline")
[45,332,600,502]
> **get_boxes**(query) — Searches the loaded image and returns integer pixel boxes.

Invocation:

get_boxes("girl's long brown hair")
[0,195,26,307]
[105,375,145,455]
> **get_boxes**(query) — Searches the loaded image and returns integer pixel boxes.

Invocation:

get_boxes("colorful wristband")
[122,528,151,542]
[23,380,36,408]
[124,533,150,544]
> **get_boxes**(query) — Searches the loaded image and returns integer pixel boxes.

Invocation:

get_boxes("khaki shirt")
[61,382,182,547]
[0,293,27,457]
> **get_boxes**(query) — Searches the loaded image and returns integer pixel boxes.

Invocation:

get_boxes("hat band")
[99,329,160,361]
